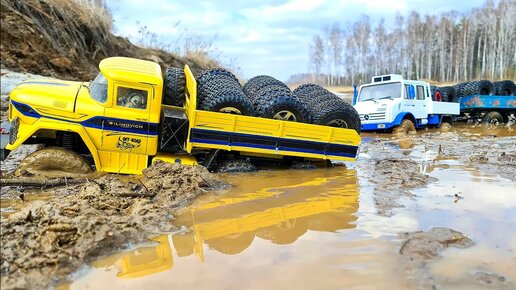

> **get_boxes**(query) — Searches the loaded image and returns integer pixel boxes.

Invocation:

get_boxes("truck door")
[101,83,152,154]
[413,85,428,119]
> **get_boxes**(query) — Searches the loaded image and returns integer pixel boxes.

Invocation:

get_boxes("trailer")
[455,95,516,124]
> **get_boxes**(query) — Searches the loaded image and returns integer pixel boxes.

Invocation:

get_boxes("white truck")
[353,74,460,133]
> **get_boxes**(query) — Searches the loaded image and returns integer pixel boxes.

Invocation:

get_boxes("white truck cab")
[353,74,460,132]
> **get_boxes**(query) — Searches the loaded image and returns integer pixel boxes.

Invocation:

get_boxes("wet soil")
[1,124,515,290]
[0,160,228,289]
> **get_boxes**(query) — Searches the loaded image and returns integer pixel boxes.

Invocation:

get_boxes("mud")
[0,160,228,290]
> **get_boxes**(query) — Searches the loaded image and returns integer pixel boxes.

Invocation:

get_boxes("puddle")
[68,146,515,290]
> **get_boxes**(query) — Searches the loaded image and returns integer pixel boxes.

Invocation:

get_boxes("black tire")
[482,111,504,125]
[163,67,185,106]
[439,86,456,102]
[196,68,243,106]
[295,88,341,109]
[215,159,257,173]
[199,89,256,116]
[255,89,312,123]
[243,75,289,99]
[312,99,361,133]
[454,82,469,98]
[293,83,326,96]
[430,86,443,102]
[493,80,516,96]
[464,80,494,96]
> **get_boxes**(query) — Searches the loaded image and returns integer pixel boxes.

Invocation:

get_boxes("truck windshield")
[358,82,401,102]
[89,73,108,103]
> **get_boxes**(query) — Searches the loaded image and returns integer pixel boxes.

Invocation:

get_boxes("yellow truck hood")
[10,79,83,114]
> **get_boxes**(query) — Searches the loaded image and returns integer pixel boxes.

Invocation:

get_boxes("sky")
[107,0,487,81]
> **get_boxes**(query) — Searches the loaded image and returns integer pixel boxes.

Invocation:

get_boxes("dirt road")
[1,124,515,289]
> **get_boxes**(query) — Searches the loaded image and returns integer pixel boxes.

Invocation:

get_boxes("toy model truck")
[353,74,460,133]
[5,57,361,174]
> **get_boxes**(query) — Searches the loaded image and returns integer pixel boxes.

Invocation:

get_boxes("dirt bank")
[0,0,218,81]
[0,160,228,289]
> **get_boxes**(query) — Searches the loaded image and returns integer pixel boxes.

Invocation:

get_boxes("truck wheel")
[439,122,452,132]
[15,147,92,177]
[430,86,442,101]
[293,83,325,96]
[482,111,504,125]
[393,119,416,135]
[493,80,516,96]
[454,82,469,98]
[439,86,456,102]
[196,68,243,106]
[312,99,361,133]
[255,90,312,123]
[215,159,257,173]
[205,232,255,255]
[199,89,256,116]
[163,67,186,106]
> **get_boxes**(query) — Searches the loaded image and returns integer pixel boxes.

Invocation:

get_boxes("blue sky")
[107,0,487,81]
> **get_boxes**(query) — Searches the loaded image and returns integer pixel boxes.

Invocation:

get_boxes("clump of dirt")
[0,160,229,290]
[467,151,516,181]
[372,158,437,216]
[0,0,219,80]
[399,227,473,262]
[472,271,510,287]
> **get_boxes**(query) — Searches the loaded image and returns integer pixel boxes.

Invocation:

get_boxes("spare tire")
[493,80,516,96]
[243,75,289,100]
[255,89,312,123]
[454,82,469,98]
[199,89,256,116]
[293,83,326,96]
[295,88,341,109]
[196,68,243,106]
[463,80,494,96]
[430,85,442,101]
[312,99,361,133]
[163,67,186,106]
[439,86,456,102]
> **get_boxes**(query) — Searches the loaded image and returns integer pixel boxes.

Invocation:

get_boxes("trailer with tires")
[4,57,361,174]
[353,74,460,133]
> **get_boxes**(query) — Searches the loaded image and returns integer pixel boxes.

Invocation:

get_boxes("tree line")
[299,0,515,86]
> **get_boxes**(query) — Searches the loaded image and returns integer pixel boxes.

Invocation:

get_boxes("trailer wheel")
[312,99,361,133]
[215,159,257,173]
[15,147,92,177]
[163,67,186,106]
[393,119,416,135]
[199,89,256,116]
[482,111,504,125]
[493,80,516,96]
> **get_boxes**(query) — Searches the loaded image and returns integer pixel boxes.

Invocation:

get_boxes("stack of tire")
[293,84,361,133]
[243,75,311,123]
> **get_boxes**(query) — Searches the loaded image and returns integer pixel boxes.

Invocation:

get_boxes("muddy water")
[68,126,516,290]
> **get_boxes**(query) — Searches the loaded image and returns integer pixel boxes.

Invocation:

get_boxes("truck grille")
[359,112,386,121]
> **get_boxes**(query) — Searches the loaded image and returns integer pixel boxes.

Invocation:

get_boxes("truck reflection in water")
[91,168,359,279]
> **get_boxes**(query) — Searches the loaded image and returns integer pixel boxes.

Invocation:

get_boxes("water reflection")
[91,168,359,279]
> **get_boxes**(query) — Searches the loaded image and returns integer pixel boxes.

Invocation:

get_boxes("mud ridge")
[0,160,229,289]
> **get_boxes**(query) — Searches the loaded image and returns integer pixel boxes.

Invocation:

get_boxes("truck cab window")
[116,87,148,110]
[416,86,425,100]
[89,73,108,103]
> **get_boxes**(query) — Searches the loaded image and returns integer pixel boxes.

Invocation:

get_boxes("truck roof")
[99,57,162,85]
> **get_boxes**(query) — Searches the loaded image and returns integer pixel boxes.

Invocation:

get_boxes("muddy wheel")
[163,67,186,106]
[482,111,504,125]
[256,219,308,245]
[15,147,92,177]
[215,159,257,173]
[439,122,452,132]
[393,119,416,135]
[205,232,255,255]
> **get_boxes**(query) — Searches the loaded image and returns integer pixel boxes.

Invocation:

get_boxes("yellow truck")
[5,57,361,174]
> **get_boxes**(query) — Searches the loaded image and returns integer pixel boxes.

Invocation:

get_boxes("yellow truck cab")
[6,57,361,174]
